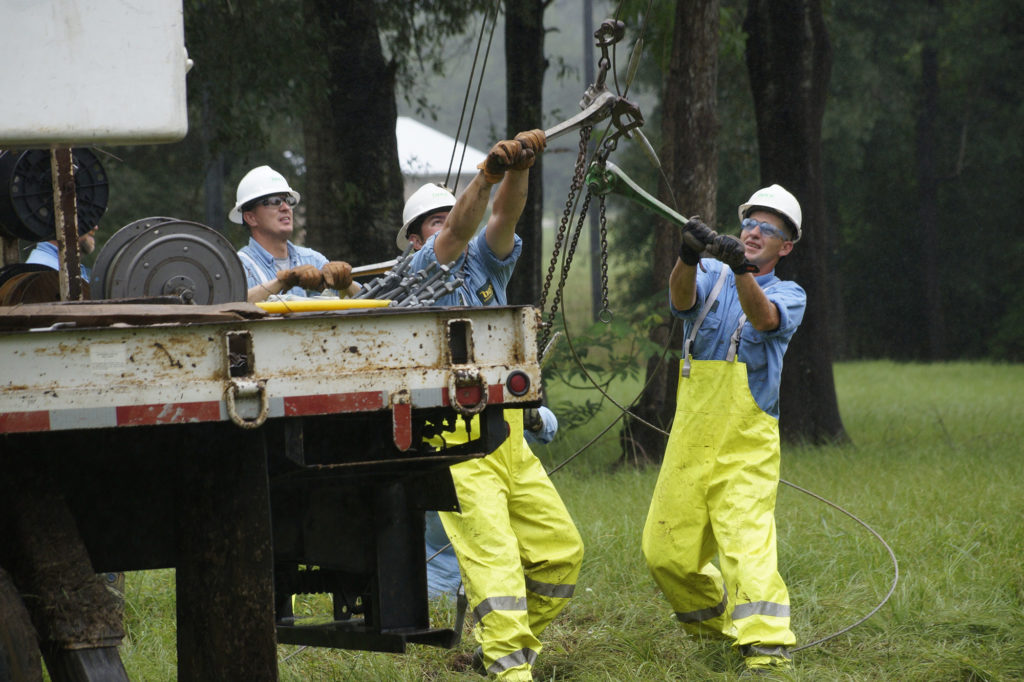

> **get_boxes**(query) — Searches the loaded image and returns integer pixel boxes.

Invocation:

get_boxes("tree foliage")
[824,0,1024,360]
[745,0,845,444]
[81,0,1023,367]
[97,0,490,264]
[568,0,1023,451]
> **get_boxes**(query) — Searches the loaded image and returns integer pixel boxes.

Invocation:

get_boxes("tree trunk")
[619,0,719,465]
[300,0,405,265]
[505,0,547,306]
[744,0,847,444]
[916,0,946,359]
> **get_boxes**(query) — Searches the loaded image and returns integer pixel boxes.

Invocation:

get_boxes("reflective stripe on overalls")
[642,266,796,649]
[434,411,583,680]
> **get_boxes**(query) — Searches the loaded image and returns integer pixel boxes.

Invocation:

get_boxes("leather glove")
[477,140,522,184]
[679,217,715,266]
[511,129,546,170]
[514,129,546,153]
[510,147,536,171]
[321,261,353,290]
[277,264,324,290]
[706,234,757,274]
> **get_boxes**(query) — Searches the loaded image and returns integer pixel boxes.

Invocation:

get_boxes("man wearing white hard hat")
[399,131,583,681]
[397,129,541,306]
[230,165,355,303]
[642,184,806,676]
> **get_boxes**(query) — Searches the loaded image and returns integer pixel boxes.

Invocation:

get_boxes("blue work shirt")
[671,259,806,419]
[425,510,463,599]
[525,405,558,445]
[408,230,522,307]
[237,237,330,297]
[25,241,90,280]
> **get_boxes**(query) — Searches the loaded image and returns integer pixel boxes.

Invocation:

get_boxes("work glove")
[277,264,324,290]
[321,261,353,290]
[477,140,522,184]
[706,234,757,274]
[523,408,544,434]
[678,217,715,266]
[511,129,546,170]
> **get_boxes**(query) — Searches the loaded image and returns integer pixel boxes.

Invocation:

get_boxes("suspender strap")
[681,268,784,375]
[727,281,781,362]
[726,314,747,362]
[237,251,275,286]
[682,266,731,378]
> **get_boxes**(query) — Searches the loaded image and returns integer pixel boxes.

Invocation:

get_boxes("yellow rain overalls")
[643,265,796,669]
[435,409,583,680]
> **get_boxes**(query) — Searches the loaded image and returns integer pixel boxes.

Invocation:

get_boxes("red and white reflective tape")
[0,384,510,435]
[0,401,224,434]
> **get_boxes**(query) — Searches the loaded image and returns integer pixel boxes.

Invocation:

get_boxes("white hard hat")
[738,184,802,242]
[229,165,301,224]
[395,183,456,251]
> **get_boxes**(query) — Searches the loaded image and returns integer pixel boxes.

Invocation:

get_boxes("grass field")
[113,361,1024,681]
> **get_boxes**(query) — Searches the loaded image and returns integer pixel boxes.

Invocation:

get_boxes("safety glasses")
[741,217,790,241]
[260,194,297,208]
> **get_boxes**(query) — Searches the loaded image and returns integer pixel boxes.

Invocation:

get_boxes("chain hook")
[599,97,646,158]
[594,19,626,48]
[592,19,625,89]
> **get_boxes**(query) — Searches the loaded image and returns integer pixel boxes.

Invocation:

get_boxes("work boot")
[448,647,486,676]
[740,644,791,677]
[471,646,487,675]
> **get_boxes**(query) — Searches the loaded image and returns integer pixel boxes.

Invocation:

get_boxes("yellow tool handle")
[255,299,391,313]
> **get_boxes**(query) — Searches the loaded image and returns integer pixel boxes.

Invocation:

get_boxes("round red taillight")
[506,371,530,396]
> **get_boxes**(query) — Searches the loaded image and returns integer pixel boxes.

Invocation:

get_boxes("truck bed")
[0,300,544,679]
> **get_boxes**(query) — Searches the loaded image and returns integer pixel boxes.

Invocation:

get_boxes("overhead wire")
[446,1,501,194]
[445,5,488,188]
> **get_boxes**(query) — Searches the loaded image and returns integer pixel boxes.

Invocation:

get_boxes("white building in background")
[396,117,487,198]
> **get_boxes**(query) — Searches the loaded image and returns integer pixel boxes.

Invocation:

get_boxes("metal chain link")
[598,196,612,322]
[539,127,592,351]
[543,191,592,351]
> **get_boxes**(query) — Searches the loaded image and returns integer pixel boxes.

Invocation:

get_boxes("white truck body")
[0,0,189,146]
[0,304,542,439]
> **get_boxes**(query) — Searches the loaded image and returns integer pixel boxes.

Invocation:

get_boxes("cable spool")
[0,263,90,305]
[0,148,108,241]
[90,217,246,304]
[0,263,52,289]
[0,270,91,305]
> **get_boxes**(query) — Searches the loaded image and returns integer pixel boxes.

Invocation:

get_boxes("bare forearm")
[735,273,780,331]
[246,279,285,303]
[485,169,529,258]
[433,173,493,264]
[669,258,697,312]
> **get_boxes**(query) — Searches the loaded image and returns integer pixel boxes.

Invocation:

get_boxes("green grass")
[110,361,1024,681]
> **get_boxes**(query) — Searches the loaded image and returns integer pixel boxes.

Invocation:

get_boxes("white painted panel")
[0,0,189,145]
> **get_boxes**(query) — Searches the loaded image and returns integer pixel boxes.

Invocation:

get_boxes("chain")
[539,127,593,351]
[598,196,612,322]
[543,191,592,352]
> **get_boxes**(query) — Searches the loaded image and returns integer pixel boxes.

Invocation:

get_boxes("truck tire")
[0,566,42,682]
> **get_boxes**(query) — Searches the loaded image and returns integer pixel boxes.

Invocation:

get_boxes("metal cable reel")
[0,148,108,241]
[0,264,86,305]
[90,217,246,303]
